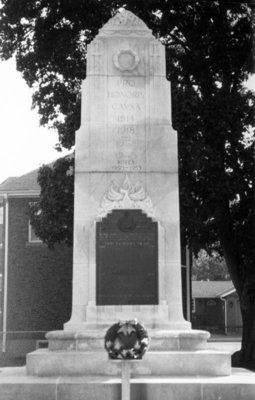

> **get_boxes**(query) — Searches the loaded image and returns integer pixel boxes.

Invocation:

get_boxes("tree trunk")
[216,207,255,371]
[232,298,255,371]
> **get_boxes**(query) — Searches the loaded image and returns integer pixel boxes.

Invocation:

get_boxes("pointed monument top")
[99,9,152,36]
[106,10,148,29]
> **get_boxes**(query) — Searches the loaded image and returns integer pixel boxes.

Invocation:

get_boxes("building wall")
[0,248,3,330]
[192,297,225,332]
[226,293,242,332]
[191,292,242,334]
[0,202,3,330]
[1,197,72,362]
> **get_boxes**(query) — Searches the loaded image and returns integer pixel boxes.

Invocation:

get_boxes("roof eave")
[217,287,236,298]
[0,190,40,198]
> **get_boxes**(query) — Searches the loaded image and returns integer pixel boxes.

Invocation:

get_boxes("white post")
[186,246,191,322]
[121,360,131,400]
[220,296,228,335]
[2,194,9,352]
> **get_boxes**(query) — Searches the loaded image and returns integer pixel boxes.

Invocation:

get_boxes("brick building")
[0,169,72,365]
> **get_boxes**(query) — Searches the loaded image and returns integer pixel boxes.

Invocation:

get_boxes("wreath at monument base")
[104,319,149,360]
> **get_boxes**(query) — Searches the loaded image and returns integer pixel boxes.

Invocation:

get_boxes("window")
[0,205,3,245]
[28,221,42,243]
[28,202,42,243]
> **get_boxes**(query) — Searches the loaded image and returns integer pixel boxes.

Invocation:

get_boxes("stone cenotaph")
[27,10,231,377]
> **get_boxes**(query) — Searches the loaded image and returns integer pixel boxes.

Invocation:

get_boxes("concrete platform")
[0,366,254,400]
[26,349,231,377]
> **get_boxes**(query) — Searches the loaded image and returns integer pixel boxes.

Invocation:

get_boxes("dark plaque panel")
[96,209,158,305]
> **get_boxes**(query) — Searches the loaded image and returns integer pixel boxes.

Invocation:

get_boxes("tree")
[167,3,255,370]
[192,250,230,281]
[29,155,74,248]
[1,1,254,369]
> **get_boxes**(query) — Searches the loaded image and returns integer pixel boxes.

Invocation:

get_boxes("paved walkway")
[0,366,254,400]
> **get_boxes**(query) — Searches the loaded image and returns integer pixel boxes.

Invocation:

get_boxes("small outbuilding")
[192,281,242,334]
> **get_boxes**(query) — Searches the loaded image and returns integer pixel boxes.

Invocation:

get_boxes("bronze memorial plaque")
[96,209,158,305]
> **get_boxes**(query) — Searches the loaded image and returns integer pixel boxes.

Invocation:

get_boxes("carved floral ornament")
[99,9,152,36]
[103,10,147,29]
[97,176,156,219]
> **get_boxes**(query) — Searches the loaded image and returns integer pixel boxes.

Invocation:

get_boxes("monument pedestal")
[26,328,231,377]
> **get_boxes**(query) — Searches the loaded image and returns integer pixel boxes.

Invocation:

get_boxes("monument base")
[26,348,231,377]
[45,328,210,351]
[26,328,232,378]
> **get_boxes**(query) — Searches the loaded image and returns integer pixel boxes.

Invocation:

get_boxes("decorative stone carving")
[97,175,156,219]
[91,40,103,73]
[113,49,140,72]
[98,9,153,37]
[103,9,147,29]
[87,39,103,74]
[150,41,162,74]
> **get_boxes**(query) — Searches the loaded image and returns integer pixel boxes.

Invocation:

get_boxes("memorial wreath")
[104,319,149,360]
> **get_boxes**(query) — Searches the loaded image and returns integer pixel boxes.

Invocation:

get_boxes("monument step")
[46,329,210,351]
[1,367,254,400]
[26,349,231,377]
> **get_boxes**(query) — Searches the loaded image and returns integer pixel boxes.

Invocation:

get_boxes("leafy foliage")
[192,250,230,281]
[29,155,74,248]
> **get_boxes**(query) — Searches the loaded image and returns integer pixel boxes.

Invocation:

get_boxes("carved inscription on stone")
[108,78,144,123]
[96,209,158,305]
[112,125,142,172]
[108,77,144,171]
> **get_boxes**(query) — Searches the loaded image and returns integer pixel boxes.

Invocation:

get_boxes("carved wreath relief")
[113,49,140,72]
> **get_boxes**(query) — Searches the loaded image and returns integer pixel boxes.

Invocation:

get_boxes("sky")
[0,58,254,185]
[0,58,69,184]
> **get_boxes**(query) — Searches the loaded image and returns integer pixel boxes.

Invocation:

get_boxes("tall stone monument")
[27,10,231,377]
[67,8,189,331]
